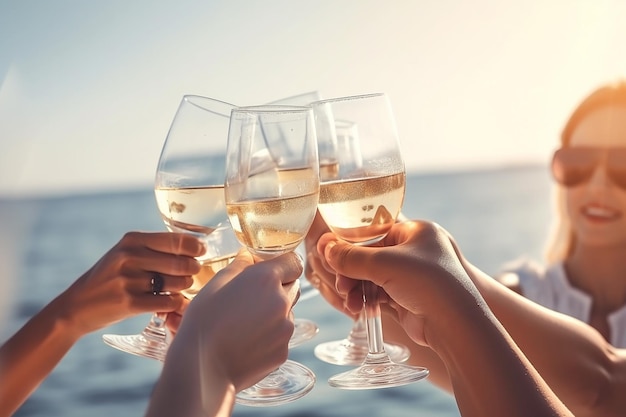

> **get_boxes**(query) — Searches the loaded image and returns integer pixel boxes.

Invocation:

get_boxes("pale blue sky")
[1,0,626,196]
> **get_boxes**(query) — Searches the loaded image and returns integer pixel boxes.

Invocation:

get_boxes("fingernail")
[325,240,337,253]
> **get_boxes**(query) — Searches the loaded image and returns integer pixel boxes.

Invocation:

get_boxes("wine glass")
[179,223,242,299]
[102,95,235,361]
[225,104,319,406]
[310,93,429,389]
[314,118,411,366]
[268,90,323,346]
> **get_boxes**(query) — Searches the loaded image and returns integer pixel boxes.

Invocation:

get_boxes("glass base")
[289,318,319,348]
[102,332,168,362]
[314,338,410,366]
[235,360,316,407]
[328,353,429,390]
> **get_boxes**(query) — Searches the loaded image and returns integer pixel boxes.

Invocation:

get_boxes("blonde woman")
[498,80,626,347]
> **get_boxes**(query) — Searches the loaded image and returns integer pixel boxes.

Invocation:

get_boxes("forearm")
[429,300,572,417]
[465,261,626,417]
[146,333,236,417]
[0,295,82,417]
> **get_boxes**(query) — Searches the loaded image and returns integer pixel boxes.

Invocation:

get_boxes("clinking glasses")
[551,146,626,189]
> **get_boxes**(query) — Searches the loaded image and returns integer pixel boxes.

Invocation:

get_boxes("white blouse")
[500,258,626,348]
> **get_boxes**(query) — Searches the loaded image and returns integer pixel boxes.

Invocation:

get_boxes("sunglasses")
[551,146,626,189]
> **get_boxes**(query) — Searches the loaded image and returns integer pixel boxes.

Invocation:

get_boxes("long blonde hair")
[544,80,626,263]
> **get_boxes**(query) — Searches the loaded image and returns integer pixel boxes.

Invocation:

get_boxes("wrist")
[424,297,490,354]
[41,291,85,343]
[149,327,236,417]
[420,272,493,354]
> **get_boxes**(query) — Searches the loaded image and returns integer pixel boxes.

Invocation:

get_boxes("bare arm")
[461,258,626,417]
[319,221,573,417]
[306,211,454,391]
[427,287,572,417]
[0,232,203,417]
[386,225,626,416]
[0,295,83,417]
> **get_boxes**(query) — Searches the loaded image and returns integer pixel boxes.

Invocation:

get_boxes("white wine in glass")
[180,224,241,299]
[102,95,235,361]
[266,91,324,345]
[225,104,319,406]
[181,255,234,299]
[311,93,429,389]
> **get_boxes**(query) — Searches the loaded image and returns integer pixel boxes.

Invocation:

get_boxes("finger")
[283,279,301,309]
[381,300,401,323]
[322,239,388,286]
[335,272,360,296]
[315,235,340,275]
[304,252,315,281]
[205,248,254,290]
[121,231,206,258]
[318,278,357,318]
[165,312,183,336]
[130,249,202,277]
[131,293,186,314]
[143,273,193,294]
[116,271,193,295]
[343,278,366,314]
[306,251,336,289]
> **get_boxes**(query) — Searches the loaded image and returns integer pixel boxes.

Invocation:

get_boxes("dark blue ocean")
[1,164,552,417]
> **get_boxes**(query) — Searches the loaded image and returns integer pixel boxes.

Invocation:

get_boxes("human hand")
[163,302,189,338]
[318,220,480,347]
[303,211,357,319]
[171,249,302,392]
[59,231,204,336]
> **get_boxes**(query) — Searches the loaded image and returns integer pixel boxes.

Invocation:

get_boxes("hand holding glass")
[103,95,236,360]
[313,118,410,366]
[311,93,429,389]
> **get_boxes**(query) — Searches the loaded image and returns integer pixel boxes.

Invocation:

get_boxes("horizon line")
[0,161,547,201]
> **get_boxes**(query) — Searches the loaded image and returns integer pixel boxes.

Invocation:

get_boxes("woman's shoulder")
[497,257,570,308]
[497,256,543,282]
[500,256,544,275]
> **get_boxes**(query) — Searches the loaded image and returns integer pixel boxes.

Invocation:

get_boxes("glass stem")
[346,309,367,343]
[362,280,386,356]
[142,312,168,342]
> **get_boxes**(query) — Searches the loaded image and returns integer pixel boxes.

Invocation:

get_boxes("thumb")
[204,248,254,294]
[320,237,387,286]
[259,251,304,286]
